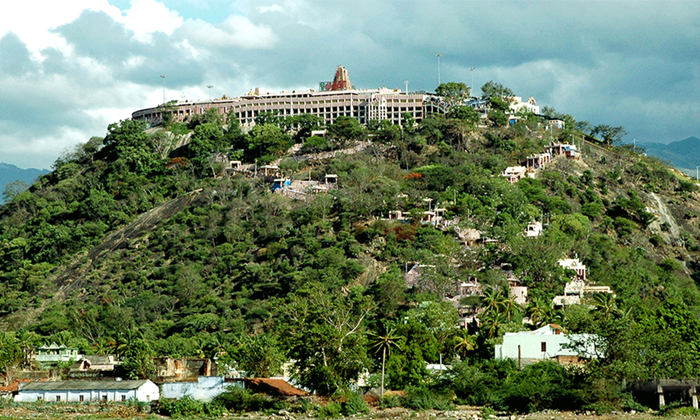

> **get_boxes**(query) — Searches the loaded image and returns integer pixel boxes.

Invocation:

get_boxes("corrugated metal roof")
[19,380,148,391]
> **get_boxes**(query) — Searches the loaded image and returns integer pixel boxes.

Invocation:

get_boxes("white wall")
[162,376,238,401]
[15,381,159,403]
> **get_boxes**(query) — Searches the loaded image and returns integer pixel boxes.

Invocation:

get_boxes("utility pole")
[470,67,475,96]
[435,53,442,86]
[160,74,167,104]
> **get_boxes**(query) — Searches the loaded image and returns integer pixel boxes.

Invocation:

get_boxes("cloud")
[257,4,283,13]
[0,33,37,77]
[123,0,184,41]
[3,0,700,170]
[177,15,276,50]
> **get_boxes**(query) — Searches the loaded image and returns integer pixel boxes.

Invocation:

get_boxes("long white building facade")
[15,380,159,403]
[132,66,446,128]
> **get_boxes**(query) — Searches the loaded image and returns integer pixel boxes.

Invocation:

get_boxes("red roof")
[243,378,308,397]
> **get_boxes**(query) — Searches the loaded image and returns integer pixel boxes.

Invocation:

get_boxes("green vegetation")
[2,80,700,415]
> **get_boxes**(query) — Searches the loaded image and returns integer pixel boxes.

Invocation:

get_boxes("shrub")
[341,392,369,416]
[449,359,517,407]
[317,401,342,418]
[158,396,204,417]
[650,234,664,247]
[380,394,402,409]
[402,385,453,411]
[501,361,582,413]
[212,386,275,413]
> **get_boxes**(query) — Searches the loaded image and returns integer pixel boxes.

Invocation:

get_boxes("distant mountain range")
[0,163,49,204]
[639,137,700,175]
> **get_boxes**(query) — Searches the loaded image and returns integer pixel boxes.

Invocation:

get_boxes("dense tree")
[327,116,365,146]
[591,124,628,145]
[436,82,471,105]
[101,119,164,175]
[481,80,514,100]
[244,123,292,163]
[281,284,375,395]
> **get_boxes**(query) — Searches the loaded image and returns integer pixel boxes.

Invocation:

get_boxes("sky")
[2,0,700,170]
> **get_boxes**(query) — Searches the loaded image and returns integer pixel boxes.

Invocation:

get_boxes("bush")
[402,385,453,411]
[449,359,517,407]
[317,401,342,418]
[341,392,369,416]
[289,398,314,414]
[158,396,204,417]
[501,361,582,413]
[212,386,275,413]
[380,394,402,409]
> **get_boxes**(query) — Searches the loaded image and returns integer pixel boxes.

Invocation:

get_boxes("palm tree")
[367,326,401,400]
[526,297,552,327]
[480,311,506,339]
[481,287,504,317]
[453,330,478,359]
[500,294,521,322]
[591,293,618,322]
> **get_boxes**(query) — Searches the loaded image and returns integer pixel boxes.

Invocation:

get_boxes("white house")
[558,258,587,281]
[494,324,597,365]
[501,166,527,184]
[526,221,543,237]
[15,380,159,403]
[509,96,540,115]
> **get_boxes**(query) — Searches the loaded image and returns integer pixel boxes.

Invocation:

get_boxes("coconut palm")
[481,287,505,316]
[591,292,619,322]
[367,326,401,400]
[500,294,521,322]
[453,330,478,359]
[526,297,552,327]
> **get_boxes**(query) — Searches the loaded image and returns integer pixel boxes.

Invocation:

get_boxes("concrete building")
[132,66,445,128]
[546,142,580,160]
[494,324,596,366]
[70,355,118,372]
[526,221,543,237]
[510,96,540,115]
[558,258,587,281]
[153,357,217,383]
[553,278,615,308]
[34,343,81,366]
[15,380,159,403]
[525,152,551,169]
[501,166,527,184]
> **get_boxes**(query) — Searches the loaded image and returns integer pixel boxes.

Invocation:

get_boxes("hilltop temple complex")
[132,66,445,128]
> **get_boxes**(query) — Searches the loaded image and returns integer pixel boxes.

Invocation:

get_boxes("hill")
[2,108,700,411]
[0,163,48,204]
[639,136,700,174]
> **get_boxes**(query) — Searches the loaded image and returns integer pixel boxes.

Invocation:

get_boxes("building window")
[122,395,126,402]
[102,395,108,402]
[541,342,547,352]
[56,396,61,402]
[79,395,84,402]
